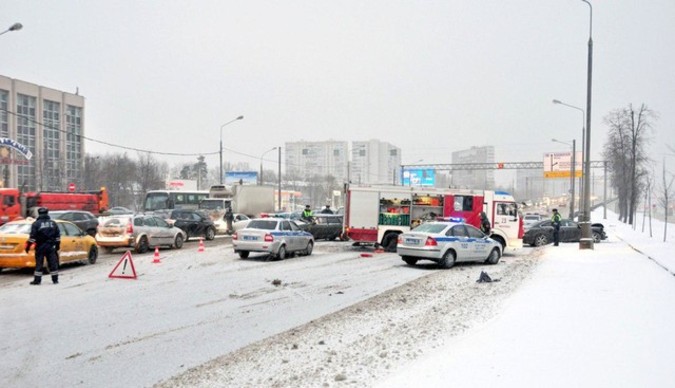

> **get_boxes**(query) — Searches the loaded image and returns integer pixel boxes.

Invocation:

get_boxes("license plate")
[405,238,420,245]
[243,235,257,241]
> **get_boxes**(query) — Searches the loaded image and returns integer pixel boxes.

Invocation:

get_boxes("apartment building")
[350,139,401,185]
[0,75,84,191]
[285,140,349,182]
[451,146,495,190]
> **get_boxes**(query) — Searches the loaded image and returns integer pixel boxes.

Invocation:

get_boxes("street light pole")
[552,99,585,216]
[277,147,282,212]
[259,147,277,185]
[0,22,22,36]
[552,139,576,220]
[219,115,244,184]
[580,0,594,249]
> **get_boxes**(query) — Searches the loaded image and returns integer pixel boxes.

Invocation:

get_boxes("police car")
[232,218,314,260]
[397,219,502,269]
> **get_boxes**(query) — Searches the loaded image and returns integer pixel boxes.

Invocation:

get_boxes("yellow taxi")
[0,219,98,270]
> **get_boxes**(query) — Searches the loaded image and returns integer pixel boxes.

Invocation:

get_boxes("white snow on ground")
[378,209,675,388]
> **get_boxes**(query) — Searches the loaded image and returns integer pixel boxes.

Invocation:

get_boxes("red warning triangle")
[108,250,138,279]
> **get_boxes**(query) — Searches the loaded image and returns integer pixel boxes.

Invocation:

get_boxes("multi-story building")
[0,75,84,191]
[350,139,401,185]
[285,140,349,182]
[451,146,495,190]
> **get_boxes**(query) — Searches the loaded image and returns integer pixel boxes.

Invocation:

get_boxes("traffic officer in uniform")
[25,207,61,285]
[551,208,562,246]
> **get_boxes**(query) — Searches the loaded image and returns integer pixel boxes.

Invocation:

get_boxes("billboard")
[402,168,435,187]
[225,171,258,185]
[544,152,582,178]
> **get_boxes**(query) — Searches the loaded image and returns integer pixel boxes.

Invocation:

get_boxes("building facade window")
[65,105,82,186]
[0,89,8,138]
[43,100,61,191]
[16,94,37,190]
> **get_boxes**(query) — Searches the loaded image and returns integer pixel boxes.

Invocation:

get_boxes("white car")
[213,213,250,234]
[397,220,502,269]
[232,218,314,260]
[523,214,543,231]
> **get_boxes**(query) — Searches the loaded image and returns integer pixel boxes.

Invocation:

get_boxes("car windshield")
[247,220,278,230]
[0,223,31,234]
[412,223,449,234]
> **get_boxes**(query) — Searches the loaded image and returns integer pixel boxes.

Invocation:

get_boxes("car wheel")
[592,232,602,243]
[485,248,501,265]
[439,250,456,269]
[304,241,314,256]
[402,256,418,266]
[238,251,249,259]
[383,235,398,252]
[174,234,184,249]
[205,227,216,241]
[135,236,149,254]
[277,245,287,260]
[87,246,98,264]
[104,247,115,254]
[534,234,549,247]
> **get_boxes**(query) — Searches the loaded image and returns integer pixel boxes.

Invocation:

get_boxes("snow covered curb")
[158,250,542,387]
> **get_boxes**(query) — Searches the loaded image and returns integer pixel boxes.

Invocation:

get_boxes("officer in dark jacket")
[25,207,61,285]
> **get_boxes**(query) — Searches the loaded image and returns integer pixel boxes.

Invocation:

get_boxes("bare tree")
[603,104,656,225]
[136,152,168,205]
[658,157,674,242]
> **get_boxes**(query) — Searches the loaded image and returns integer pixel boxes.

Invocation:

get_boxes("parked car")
[166,209,216,241]
[95,214,187,253]
[232,218,314,260]
[297,214,343,241]
[213,213,250,235]
[0,219,98,270]
[523,213,543,231]
[523,219,607,247]
[396,220,502,269]
[49,210,99,237]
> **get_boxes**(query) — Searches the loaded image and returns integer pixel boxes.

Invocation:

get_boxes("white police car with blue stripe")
[397,218,501,269]
[233,218,314,260]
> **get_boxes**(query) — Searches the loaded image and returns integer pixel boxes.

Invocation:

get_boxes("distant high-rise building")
[1,75,85,191]
[451,146,495,190]
[350,140,401,185]
[285,140,349,181]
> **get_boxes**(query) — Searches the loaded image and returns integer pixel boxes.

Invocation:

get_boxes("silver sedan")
[232,218,314,260]
[397,221,502,269]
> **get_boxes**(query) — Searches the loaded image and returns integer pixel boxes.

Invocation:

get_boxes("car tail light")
[398,235,403,244]
[264,233,274,242]
[424,237,437,246]
[126,222,133,235]
[232,232,238,240]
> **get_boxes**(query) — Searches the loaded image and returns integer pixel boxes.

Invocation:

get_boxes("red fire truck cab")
[0,187,109,225]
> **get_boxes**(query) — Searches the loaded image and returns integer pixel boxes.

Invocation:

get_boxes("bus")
[143,190,209,213]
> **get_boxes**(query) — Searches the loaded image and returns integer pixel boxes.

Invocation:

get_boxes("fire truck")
[0,187,109,225]
[344,185,523,251]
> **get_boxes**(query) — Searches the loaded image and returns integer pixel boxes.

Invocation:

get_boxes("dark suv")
[167,209,216,241]
[49,210,99,237]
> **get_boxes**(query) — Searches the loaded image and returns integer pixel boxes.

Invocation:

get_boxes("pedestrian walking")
[25,207,61,285]
[551,208,562,246]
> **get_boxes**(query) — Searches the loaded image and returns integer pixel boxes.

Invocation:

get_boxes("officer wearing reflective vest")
[25,207,61,285]
[551,208,562,246]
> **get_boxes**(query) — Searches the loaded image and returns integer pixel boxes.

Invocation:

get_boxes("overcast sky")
[3,0,674,183]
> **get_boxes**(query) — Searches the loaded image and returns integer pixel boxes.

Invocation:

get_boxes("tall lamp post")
[219,115,244,184]
[259,147,277,185]
[552,99,585,213]
[580,0,594,249]
[0,22,22,36]
[552,138,576,220]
